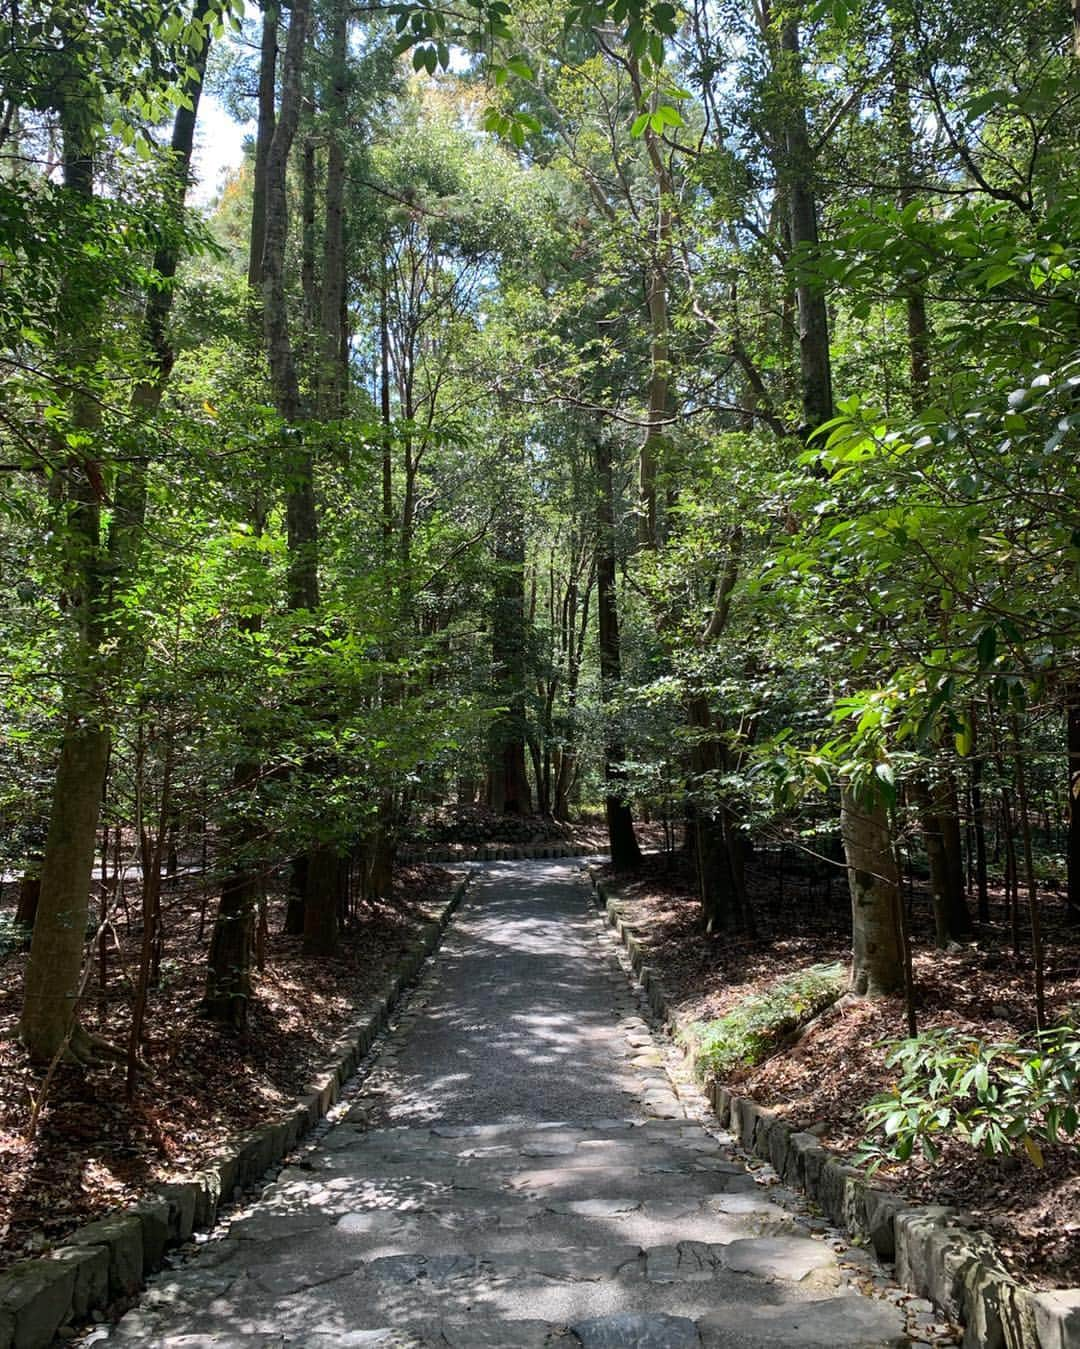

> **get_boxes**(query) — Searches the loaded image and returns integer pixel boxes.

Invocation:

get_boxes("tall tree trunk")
[261,0,317,611]
[779,14,833,434]
[15,873,40,928]
[773,8,900,994]
[594,432,641,869]
[300,133,318,390]
[622,53,674,549]
[21,24,211,1061]
[300,0,350,928]
[318,1,347,420]
[209,0,281,980]
[487,484,531,816]
[915,781,952,947]
[687,694,746,933]
[638,186,671,547]
[1011,715,1047,1032]
[303,844,341,956]
[971,751,990,923]
[248,3,278,294]
[842,784,904,996]
[127,726,173,1097]
[380,262,393,545]
[938,772,971,934]
[259,0,336,955]
[916,772,972,945]
[1067,683,1080,923]
[203,750,261,1027]
[689,532,747,931]
[888,17,930,408]
[205,519,267,1022]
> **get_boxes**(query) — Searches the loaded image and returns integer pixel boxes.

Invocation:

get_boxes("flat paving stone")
[720,1236,840,1286]
[571,1313,701,1348]
[93,860,904,1348]
[699,1295,908,1347]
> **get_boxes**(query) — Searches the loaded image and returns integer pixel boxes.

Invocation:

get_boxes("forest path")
[95,860,907,1348]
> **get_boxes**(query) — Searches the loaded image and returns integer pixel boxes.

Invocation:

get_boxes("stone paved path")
[95,860,909,1348]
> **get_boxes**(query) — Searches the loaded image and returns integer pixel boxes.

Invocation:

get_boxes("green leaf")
[976,626,997,669]
[983,264,1018,290]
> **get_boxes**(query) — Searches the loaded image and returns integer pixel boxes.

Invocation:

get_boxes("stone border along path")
[589,870,1080,1349]
[0,873,473,1349]
[63,855,949,1349]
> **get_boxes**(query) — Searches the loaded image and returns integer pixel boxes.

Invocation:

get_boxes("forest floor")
[598,849,1080,1291]
[0,862,455,1271]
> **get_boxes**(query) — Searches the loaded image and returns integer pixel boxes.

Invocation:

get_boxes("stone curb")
[400,843,602,863]
[587,870,1077,1349]
[0,871,473,1349]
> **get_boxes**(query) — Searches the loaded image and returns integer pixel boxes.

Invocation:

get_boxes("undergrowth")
[860,1023,1080,1170]
[0,913,30,960]
[684,962,846,1079]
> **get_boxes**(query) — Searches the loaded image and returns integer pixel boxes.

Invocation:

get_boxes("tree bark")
[15,873,40,928]
[303,845,340,956]
[888,17,931,408]
[208,0,278,989]
[971,752,990,922]
[779,15,833,434]
[915,774,971,944]
[318,1,348,420]
[938,772,971,934]
[21,17,211,1058]
[594,431,641,869]
[259,0,337,954]
[204,669,262,1027]
[1012,717,1046,1032]
[261,0,318,613]
[841,784,904,996]
[915,781,952,947]
[1067,683,1080,922]
[21,719,111,1060]
[487,497,531,815]
[248,3,278,293]
[638,182,671,547]
[687,692,747,933]
[203,830,259,1027]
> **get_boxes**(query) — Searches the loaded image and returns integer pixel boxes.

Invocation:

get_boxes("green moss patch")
[684,963,847,1080]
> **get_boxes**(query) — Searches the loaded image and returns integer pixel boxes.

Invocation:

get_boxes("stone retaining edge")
[400,843,601,863]
[587,869,1079,1349]
[0,871,473,1349]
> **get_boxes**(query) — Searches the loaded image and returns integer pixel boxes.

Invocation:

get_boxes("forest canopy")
[0,0,1077,1136]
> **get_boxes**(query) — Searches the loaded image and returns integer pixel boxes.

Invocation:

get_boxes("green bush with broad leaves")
[860,1026,1080,1171]
[685,963,846,1080]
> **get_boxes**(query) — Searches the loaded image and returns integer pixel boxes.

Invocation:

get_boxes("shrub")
[860,1024,1080,1170]
[686,962,846,1079]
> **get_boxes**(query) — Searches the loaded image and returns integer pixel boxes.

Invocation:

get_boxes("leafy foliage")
[860,1025,1080,1170]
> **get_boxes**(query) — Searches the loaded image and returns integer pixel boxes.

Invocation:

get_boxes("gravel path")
[93,860,910,1348]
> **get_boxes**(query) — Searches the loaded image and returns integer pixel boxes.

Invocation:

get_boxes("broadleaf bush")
[860,1024,1080,1171]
